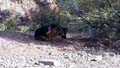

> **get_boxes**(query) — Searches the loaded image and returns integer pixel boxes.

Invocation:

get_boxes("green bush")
[4,15,17,31]
[17,26,30,32]
[28,23,40,31]
[0,23,6,30]
[31,11,71,30]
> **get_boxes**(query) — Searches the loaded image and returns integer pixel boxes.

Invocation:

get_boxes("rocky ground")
[0,31,120,68]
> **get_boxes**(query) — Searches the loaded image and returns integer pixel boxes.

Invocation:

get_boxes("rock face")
[0,0,59,17]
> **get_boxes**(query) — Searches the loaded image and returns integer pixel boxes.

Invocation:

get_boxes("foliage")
[4,16,17,31]
[0,23,6,30]
[0,0,120,43]
[28,23,39,31]
[31,10,71,29]
[0,13,29,32]
[57,11,71,24]
[57,0,120,42]
[17,26,30,32]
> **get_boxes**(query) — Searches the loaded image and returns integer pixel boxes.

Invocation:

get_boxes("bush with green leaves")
[4,16,17,31]
[0,15,18,31]
[0,23,6,30]
[30,11,72,30]
[17,26,30,32]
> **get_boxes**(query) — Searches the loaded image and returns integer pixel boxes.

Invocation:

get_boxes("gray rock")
[34,59,60,67]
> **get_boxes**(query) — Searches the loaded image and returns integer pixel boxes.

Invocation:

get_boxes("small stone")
[36,47,40,49]
[95,56,103,61]
[48,52,52,55]
[91,59,97,61]
[38,59,60,66]
[109,53,115,57]
[90,56,102,61]
[29,43,33,46]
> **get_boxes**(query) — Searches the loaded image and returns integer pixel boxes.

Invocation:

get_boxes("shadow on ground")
[0,30,120,55]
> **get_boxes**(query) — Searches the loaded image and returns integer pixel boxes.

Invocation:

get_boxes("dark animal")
[58,27,67,39]
[34,24,67,41]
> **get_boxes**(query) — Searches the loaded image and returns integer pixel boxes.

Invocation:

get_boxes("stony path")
[0,31,120,68]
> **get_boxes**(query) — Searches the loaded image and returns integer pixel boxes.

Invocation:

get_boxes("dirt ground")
[0,31,120,68]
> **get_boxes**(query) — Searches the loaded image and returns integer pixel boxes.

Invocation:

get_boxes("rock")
[35,59,60,66]
[96,56,103,61]
[90,59,97,61]
[90,55,103,61]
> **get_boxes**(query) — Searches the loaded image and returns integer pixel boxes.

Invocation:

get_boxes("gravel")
[0,31,120,68]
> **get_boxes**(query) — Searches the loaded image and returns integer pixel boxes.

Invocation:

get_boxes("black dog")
[34,24,67,41]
